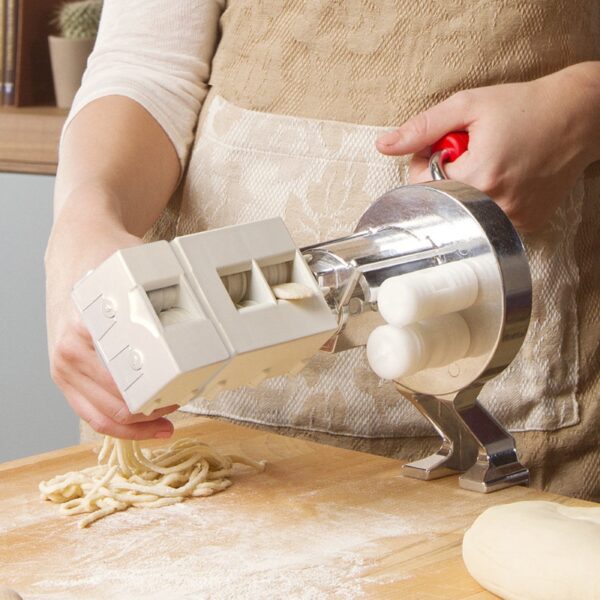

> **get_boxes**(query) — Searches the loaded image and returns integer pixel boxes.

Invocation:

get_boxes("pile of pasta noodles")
[39,436,265,528]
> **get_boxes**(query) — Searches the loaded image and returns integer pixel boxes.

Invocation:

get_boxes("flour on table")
[23,496,419,600]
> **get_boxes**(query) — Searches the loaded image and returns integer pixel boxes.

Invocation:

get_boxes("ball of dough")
[0,586,23,600]
[463,501,600,600]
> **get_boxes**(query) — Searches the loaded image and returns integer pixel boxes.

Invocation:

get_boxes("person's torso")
[210,0,600,126]
[154,1,600,439]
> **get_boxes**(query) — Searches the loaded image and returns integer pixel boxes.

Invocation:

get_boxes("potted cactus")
[48,0,103,108]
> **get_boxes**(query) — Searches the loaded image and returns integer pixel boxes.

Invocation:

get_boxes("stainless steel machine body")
[303,157,531,491]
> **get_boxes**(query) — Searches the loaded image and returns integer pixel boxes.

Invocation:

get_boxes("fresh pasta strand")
[39,436,266,528]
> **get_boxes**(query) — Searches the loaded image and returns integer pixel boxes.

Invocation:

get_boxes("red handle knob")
[431,132,469,163]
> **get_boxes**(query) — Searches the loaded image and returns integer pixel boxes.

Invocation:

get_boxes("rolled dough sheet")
[462,501,600,600]
[271,282,313,300]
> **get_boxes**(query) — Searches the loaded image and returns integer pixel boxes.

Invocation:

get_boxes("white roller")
[366,324,424,380]
[377,261,479,327]
[158,307,191,326]
[148,285,179,314]
[221,272,248,304]
[366,313,471,380]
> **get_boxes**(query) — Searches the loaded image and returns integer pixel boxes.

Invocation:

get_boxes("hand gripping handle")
[429,132,469,181]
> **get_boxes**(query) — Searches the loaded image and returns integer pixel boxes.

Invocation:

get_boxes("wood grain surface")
[0,418,594,600]
[0,106,66,174]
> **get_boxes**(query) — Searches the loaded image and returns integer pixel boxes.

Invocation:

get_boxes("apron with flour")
[143,1,600,498]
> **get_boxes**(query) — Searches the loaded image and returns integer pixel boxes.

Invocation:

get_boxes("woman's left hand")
[376,62,600,233]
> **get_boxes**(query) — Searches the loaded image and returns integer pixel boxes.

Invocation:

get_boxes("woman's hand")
[47,95,181,440]
[46,193,177,440]
[376,62,600,232]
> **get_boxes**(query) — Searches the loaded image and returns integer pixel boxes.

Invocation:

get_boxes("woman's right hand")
[45,198,177,440]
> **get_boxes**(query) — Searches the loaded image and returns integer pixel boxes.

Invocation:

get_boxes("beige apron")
[139,1,599,498]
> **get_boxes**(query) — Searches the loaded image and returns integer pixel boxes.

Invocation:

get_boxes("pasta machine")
[73,133,532,493]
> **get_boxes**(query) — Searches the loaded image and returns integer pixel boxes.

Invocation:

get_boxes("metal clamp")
[400,384,530,492]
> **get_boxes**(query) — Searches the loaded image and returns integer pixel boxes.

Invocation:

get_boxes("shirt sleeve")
[61,0,225,170]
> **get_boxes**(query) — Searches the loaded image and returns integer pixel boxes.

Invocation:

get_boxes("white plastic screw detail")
[129,349,143,371]
[101,299,116,319]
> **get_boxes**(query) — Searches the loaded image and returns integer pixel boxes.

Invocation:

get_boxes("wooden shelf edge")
[0,160,58,175]
[0,105,67,116]
[0,105,67,176]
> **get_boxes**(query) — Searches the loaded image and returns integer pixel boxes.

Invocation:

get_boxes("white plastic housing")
[171,218,338,398]
[366,313,471,380]
[72,219,337,415]
[72,242,230,415]
[377,261,479,327]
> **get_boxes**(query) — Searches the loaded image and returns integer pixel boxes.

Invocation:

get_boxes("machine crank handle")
[429,132,469,181]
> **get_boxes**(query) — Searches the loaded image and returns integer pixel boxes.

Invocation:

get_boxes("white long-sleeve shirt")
[64,0,224,169]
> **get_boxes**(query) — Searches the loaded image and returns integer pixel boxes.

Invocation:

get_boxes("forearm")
[45,0,225,440]
[545,61,600,166]
[53,95,180,238]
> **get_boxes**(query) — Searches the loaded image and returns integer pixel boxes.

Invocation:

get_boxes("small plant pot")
[48,35,95,108]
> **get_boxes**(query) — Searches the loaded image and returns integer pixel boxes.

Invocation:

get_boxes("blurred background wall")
[0,173,78,462]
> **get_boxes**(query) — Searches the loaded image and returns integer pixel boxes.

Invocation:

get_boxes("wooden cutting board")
[0,417,594,600]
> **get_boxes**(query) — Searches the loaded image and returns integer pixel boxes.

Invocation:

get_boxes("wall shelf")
[0,106,67,175]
